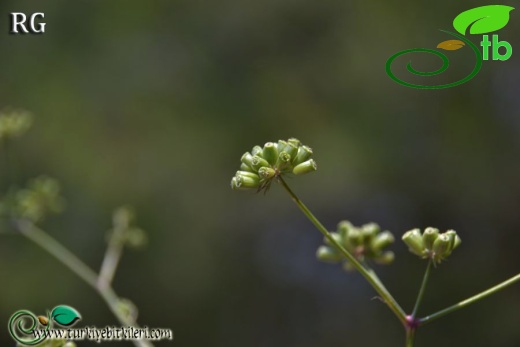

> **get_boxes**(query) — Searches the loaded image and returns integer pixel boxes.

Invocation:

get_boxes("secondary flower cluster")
[0,176,65,223]
[402,227,461,264]
[317,221,395,270]
[230,138,317,192]
[0,109,32,140]
[109,207,148,250]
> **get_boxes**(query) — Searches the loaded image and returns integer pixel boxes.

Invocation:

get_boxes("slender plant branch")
[98,222,126,289]
[419,272,520,325]
[362,262,386,289]
[412,260,432,318]
[278,177,407,324]
[15,219,154,347]
[16,220,99,287]
[363,262,396,302]
[405,327,416,347]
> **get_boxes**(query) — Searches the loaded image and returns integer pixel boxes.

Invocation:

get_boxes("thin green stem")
[411,260,432,317]
[278,177,407,324]
[364,262,391,295]
[98,222,126,289]
[405,327,416,347]
[419,272,520,325]
[17,220,99,287]
[15,220,154,347]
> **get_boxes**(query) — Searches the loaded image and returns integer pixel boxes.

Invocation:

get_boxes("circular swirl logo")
[386,5,514,89]
[8,310,49,346]
[8,305,81,346]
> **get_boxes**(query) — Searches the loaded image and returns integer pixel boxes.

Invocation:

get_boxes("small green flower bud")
[293,159,317,175]
[276,151,291,168]
[283,142,298,159]
[241,152,255,169]
[337,220,353,238]
[316,245,341,262]
[251,155,270,171]
[262,142,278,165]
[346,227,363,248]
[251,145,263,157]
[236,171,260,180]
[116,298,138,322]
[324,232,343,247]
[277,140,288,152]
[230,177,241,190]
[402,228,426,256]
[240,163,255,172]
[0,109,32,140]
[293,145,313,165]
[235,173,260,189]
[287,138,301,147]
[371,231,395,251]
[362,222,380,234]
[361,223,380,243]
[39,178,60,196]
[453,234,462,250]
[422,227,439,250]
[125,227,148,249]
[258,167,276,180]
[444,230,458,250]
[374,251,395,265]
[113,206,133,226]
[433,233,451,261]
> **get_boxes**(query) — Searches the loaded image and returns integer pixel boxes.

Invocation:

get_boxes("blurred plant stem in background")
[1,111,153,347]
[15,215,153,347]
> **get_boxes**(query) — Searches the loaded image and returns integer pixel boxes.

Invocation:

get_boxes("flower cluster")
[402,227,461,264]
[3,176,65,223]
[317,221,395,270]
[0,109,32,140]
[108,207,148,250]
[230,138,317,192]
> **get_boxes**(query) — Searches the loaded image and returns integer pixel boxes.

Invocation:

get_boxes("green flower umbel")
[231,138,317,192]
[316,221,395,270]
[0,109,32,140]
[402,227,461,264]
[8,176,65,223]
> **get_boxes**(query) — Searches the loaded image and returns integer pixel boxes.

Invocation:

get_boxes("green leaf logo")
[453,5,514,35]
[51,305,81,326]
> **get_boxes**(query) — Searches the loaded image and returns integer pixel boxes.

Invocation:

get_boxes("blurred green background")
[1,1,520,346]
